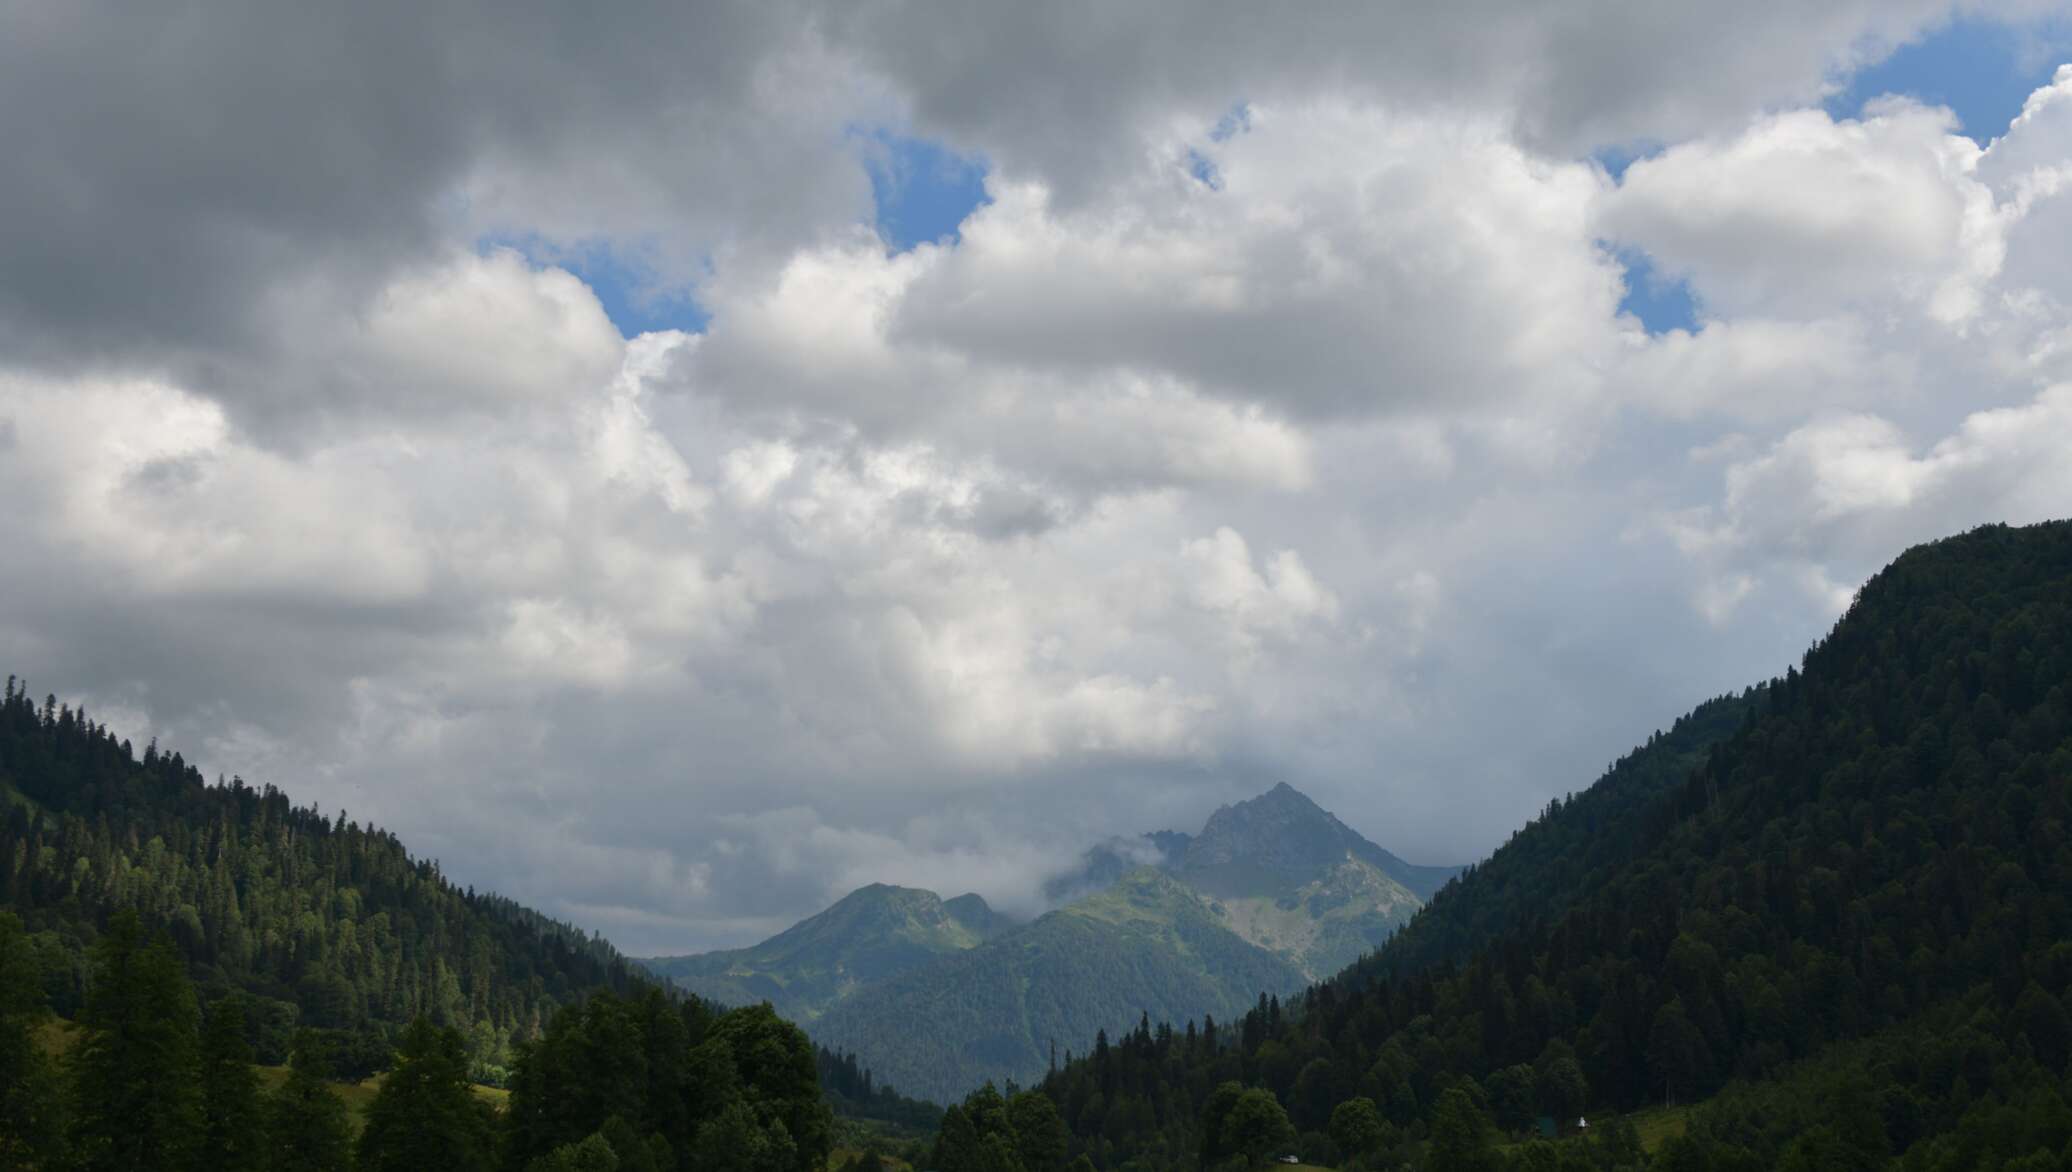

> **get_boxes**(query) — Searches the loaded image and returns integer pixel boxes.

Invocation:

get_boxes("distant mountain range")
[639,883,1013,1023]
[637,781,1462,1100]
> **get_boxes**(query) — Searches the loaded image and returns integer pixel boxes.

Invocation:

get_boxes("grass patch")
[826,1148,917,1171]
[39,1015,501,1136]
[32,1016,77,1058]
[1627,1104,1694,1151]
[254,1066,506,1134]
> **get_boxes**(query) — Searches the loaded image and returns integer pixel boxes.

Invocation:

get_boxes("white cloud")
[3,4,2071,954]
[1671,384,2072,615]
[1602,101,2003,323]
[892,105,1625,424]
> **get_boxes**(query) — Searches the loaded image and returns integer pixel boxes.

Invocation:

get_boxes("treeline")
[0,678,644,1082]
[1,905,834,1170]
[0,673,927,1142]
[816,1045,943,1131]
[1025,521,2072,1169]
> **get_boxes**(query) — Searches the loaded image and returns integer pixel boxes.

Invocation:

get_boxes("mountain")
[1026,520,2072,1169]
[638,883,1010,1021]
[1174,782,1451,978]
[1044,785,1462,981]
[809,867,1309,1103]
[1041,830,1192,903]
[1180,782,1459,901]
[649,782,1456,1102]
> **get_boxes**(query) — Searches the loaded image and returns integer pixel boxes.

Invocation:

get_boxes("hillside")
[1354,688,1757,980]
[0,681,644,1083]
[638,883,1010,1021]
[810,868,1309,1103]
[1026,521,2072,1170]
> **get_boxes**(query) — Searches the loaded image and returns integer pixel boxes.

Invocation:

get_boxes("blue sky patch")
[1825,14,2072,143]
[1592,143,1663,183]
[1208,102,1253,142]
[1613,247,1699,336]
[481,234,710,339]
[860,130,990,253]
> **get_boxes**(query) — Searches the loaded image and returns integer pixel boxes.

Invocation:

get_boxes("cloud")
[888,106,1625,424]
[1666,384,2072,616]
[3,3,2071,954]
[1601,101,2002,323]
[823,0,2061,191]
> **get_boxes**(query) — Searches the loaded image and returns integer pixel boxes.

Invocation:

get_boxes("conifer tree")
[199,999,265,1172]
[69,909,203,1171]
[0,911,66,1169]
[267,1031,354,1172]
[359,1015,495,1172]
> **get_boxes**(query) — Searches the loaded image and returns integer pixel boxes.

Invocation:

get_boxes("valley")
[638,781,1461,1101]
[5,519,2071,1172]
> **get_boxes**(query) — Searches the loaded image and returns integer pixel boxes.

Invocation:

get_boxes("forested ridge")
[939,520,2072,1171]
[0,678,642,1081]
[811,867,1310,1104]
[0,675,938,1170]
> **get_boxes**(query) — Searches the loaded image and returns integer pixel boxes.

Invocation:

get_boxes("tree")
[1484,1064,1537,1135]
[1197,1081,1245,1169]
[933,1103,982,1170]
[1647,999,1713,1106]
[2010,983,2071,1072]
[266,1031,354,1172]
[1328,1097,1385,1163]
[0,911,65,1169]
[68,910,203,1171]
[1220,1088,1295,1166]
[1428,1087,1498,1172]
[199,999,265,1172]
[1534,1053,1588,1123]
[528,1132,620,1172]
[707,1003,831,1171]
[1009,1089,1070,1171]
[358,1016,495,1172]
[976,1129,1026,1172]
[690,1098,797,1172]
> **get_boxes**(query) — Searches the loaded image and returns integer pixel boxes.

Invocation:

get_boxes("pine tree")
[199,999,265,1172]
[358,1016,495,1172]
[68,910,203,1171]
[0,912,66,1169]
[267,1031,354,1172]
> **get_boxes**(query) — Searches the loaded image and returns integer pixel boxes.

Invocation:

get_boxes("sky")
[4,1,2072,954]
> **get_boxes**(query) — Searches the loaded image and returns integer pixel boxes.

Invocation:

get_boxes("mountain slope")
[810,868,1308,1102]
[638,883,1008,1021]
[0,678,644,1083]
[1042,830,1193,904]
[1174,782,1440,978]
[1179,782,1459,902]
[1032,520,2072,1167]
[1354,687,1757,980]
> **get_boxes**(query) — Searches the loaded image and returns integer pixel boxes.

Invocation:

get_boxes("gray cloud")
[1,3,2069,955]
